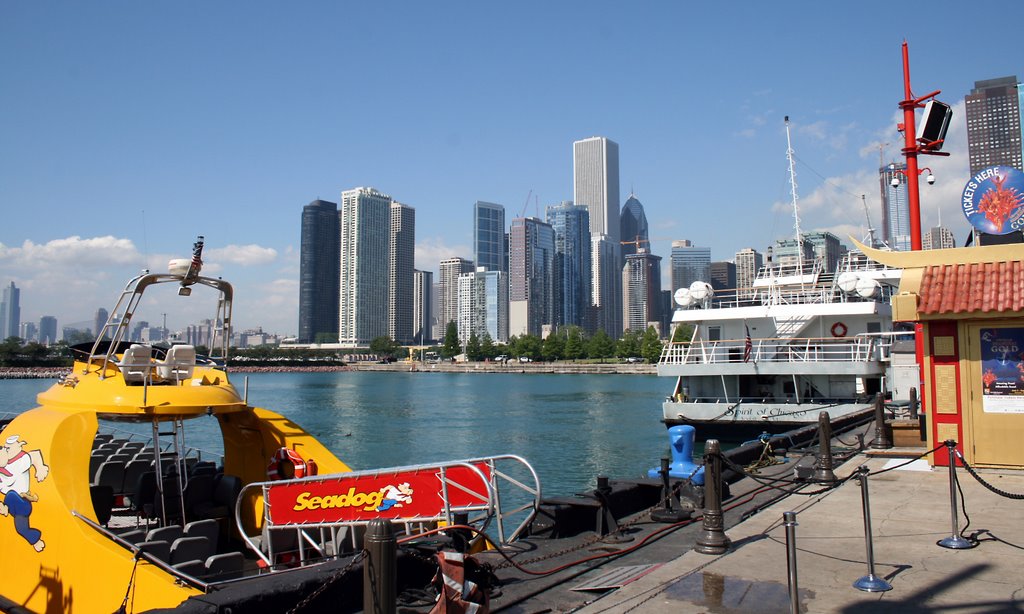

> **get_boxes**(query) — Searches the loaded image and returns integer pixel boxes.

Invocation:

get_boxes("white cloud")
[415,237,471,274]
[205,244,278,266]
[0,236,141,269]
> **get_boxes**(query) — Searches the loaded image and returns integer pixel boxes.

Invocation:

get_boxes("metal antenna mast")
[785,116,803,275]
[861,195,879,248]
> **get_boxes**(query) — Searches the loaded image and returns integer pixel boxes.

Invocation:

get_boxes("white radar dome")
[673,287,690,306]
[168,258,191,275]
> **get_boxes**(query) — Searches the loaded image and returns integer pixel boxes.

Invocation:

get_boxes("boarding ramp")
[238,455,540,568]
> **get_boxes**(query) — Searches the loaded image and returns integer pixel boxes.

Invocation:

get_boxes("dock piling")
[363,518,397,614]
[813,411,836,483]
[868,393,892,450]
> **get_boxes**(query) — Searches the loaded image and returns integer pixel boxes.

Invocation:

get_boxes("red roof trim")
[918,260,1024,315]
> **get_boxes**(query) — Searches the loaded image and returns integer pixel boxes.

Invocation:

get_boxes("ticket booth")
[859,241,1024,468]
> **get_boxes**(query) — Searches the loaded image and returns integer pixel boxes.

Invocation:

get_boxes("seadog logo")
[293,482,414,513]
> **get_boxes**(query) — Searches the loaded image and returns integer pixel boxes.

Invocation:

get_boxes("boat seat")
[119,442,145,454]
[182,474,217,521]
[172,559,206,579]
[147,524,184,544]
[118,529,147,544]
[170,536,213,565]
[131,471,158,518]
[123,459,152,499]
[89,454,106,480]
[117,344,153,384]
[205,552,244,581]
[194,474,240,522]
[138,539,171,562]
[93,434,114,446]
[184,519,219,545]
[89,484,114,526]
[107,453,132,465]
[156,344,196,382]
[94,460,125,492]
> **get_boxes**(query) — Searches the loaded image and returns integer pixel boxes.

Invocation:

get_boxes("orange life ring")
[267,447,308,480]
[830,322,848,338]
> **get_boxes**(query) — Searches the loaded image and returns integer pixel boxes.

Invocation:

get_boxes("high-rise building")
[880,163,910,251]
[298,199,340,344]
[966,76,1023,175]
[509,217,556,337]
[803,231,843,272]
[20,322,37,343]
[388,201,416,344]
[574,136,622,338]
[473,202,506,273]
[457,268,508,345]
[546,201,591,329]
[669,240,711,292]
[772,238,816,270]
[413,270,433,345]
[439,257,475,334]
[430,282,442,342]
[622,250,662,333]
[94,308,109,341]
[1,281,20,341]
[38,316,57,346]
[619,193,649,264]
[734,248,763,290]
[708,261,736,291]
[923,226,956,250]
[339,187,392,345]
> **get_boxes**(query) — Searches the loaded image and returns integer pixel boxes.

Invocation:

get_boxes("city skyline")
[2,4,1022,336]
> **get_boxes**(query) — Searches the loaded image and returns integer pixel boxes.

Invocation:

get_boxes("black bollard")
[937,440,975,550]
[908,387,919,419]
[651,457,689,523]
[813,411,836,483]
[868,393,892,450]
[363,519,397,614]
[694,439,731,554]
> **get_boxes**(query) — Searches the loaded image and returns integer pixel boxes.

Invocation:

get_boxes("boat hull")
[662,400,874,441]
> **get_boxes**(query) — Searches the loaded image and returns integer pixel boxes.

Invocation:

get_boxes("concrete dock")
[577,454,1024,613]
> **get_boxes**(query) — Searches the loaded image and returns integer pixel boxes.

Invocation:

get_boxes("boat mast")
[784,117,804,277]
[861,194,879,249]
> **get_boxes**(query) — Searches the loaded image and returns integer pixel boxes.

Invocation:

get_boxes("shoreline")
[0,362,655,379]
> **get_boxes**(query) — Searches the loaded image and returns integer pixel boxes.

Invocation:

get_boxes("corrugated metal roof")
[918,260,1024,315]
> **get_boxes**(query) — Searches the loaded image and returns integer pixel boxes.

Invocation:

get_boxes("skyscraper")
[708,261,736,291]
[38,316,57,346]
[802,231,843,272]
[923,226,956,250]
[389,201,416,344]
[413,269,433,344]
[574,136,622,338]
[339,187,392,345]
[1,282,20,341]
[966,76,1023,174]
[457,268,508,345]
[880,163,910,251]
[439,257,475,333]
[94,308,109,341]
[619,193,649,263]
[734,248,763,290]
[473,201,506,273]
[298,199,340,344]
[509,217,556,337]
[669,241,711,292]
[622,250,662,333]
[546,201,591,328]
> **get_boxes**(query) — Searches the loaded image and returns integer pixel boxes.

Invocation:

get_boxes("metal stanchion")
[853,466,892,592]
[869,392,892,449]
[813,411,836,483]
[695,439,731,554]
[937,440,975,550]
[364,518,397,614]
[784,511,800,614]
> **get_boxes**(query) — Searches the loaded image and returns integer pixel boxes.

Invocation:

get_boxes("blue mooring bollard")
[648,425,705,485]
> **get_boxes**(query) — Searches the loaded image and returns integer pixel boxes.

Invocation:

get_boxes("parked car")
[494,354,508,363]
[625,356,643,363]
[518,356,532,363]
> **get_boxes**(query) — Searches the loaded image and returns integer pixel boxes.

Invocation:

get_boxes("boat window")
[707,326,722,342]
[867,322,881,334]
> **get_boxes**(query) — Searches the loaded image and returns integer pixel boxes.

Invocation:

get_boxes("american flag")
[743,325,752,363]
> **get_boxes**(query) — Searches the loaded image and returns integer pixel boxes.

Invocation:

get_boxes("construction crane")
[860,195,880,249]
[620,235,676,253]
[519,190,539,218]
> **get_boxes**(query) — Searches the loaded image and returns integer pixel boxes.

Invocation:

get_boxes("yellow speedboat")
[0,237,539,613]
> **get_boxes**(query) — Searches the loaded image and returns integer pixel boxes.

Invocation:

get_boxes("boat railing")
[236,455,541,570]
[659,334,889,366]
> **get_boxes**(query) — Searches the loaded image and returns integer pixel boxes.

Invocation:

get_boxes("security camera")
[926,174,935,185]
[890,176,900,187]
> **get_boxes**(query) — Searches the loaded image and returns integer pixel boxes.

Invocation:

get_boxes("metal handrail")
[660,335,886,366]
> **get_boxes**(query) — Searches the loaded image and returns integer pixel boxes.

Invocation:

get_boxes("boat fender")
[830,322,847,337]
[267,447,308,480]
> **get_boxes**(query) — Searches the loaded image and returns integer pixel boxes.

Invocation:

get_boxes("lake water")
[0,372,675,497]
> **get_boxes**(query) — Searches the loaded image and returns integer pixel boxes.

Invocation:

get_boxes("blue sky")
[2,2,1022,337]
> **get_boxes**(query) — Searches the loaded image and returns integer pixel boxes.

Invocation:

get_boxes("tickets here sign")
[265,463,492,525]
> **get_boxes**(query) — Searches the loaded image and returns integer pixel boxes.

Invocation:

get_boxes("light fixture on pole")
[890,167,934,187]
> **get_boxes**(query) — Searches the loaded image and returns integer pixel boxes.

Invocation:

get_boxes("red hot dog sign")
[265,463,492,525]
